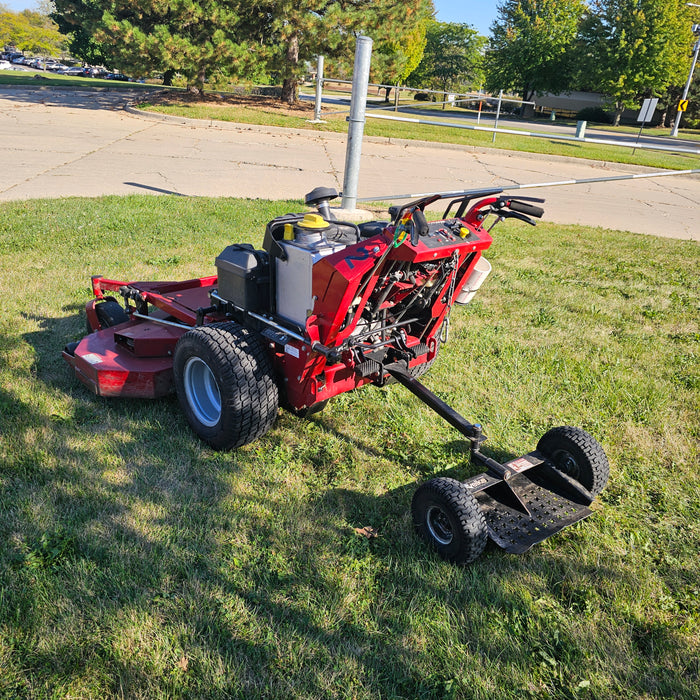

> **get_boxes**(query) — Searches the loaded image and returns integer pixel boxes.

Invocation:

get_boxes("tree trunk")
[187,64,206,96]
[163,68,175,87]
[613,103,624,127]
[281,33,299,105]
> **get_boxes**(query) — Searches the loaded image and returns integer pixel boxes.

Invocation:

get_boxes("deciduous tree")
[1,7,66,56]
[582,0,695,125]
[408,21,486,104]
[486,0,586,101]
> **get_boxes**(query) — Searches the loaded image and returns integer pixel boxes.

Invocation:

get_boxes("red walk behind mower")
[63,187,609,564]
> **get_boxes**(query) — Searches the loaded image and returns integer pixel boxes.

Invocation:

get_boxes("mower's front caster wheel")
[88,299,129,332]
[537,426,609,498]
[173,322,279,451]
[412,477,488,565]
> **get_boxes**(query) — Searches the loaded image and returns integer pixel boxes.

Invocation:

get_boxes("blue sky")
[434,1,498,35]
[4,0,499,36]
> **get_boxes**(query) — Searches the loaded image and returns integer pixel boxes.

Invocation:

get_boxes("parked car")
[105,72,130,81]
[58,66,85,76]
[82,67,108,78]
[0,60,11,70]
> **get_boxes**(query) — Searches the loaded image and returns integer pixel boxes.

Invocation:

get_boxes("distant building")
[524,91,661,125]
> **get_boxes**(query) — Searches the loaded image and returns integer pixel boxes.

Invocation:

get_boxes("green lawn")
[1,196,699,698]
[0,70,163,91]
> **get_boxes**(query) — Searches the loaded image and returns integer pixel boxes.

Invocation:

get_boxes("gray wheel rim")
[183,356,222,427]
[426,505,454,545]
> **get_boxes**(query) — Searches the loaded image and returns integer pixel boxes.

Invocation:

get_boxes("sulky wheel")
[173,322,279,450]
[411,477,488,565]
[537,426,609,498]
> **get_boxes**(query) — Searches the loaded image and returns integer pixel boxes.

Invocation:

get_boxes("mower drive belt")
[473,470,592,554]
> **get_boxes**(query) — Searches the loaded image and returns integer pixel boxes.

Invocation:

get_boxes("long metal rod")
[365,113,700,156]
[357,169,700,203]
[322,78,534,104]
[312,55,324,122]
[131,312,190,329]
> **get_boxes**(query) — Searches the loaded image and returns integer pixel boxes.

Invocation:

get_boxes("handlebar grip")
[509,200,544,218]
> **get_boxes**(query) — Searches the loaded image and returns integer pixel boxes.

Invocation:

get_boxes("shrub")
[576,106,614,124]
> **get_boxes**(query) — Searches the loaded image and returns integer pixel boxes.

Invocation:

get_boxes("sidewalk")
[1,87,698,241]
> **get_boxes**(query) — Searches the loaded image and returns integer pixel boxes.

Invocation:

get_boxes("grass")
[1,195,699,699]
[0,70,162,90]
[137,99,700,171]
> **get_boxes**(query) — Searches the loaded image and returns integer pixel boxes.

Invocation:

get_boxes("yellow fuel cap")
[300,213,329,229]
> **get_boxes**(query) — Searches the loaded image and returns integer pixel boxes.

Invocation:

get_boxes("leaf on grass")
[354,526,378,539]
[177,655,189,672]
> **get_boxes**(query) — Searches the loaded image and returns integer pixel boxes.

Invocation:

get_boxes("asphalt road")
[1,86,698,241]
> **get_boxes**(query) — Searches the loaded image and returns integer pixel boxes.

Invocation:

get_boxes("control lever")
[411,209,429,246]
[497,210,537,226]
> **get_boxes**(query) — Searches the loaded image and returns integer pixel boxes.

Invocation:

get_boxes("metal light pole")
[341,35,373,211]
[671,7,700,137]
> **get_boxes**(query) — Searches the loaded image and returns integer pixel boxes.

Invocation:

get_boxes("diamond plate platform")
[474,471,592,554]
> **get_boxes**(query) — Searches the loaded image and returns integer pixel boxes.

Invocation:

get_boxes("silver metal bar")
[313,55,324,122]
[357,169,700,203]
[131,312,191,329]
[322,78,534,104]
[246,311,308,343]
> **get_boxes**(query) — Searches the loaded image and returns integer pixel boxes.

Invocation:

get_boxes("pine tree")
[52,0,433,99]
[262,0,433,104]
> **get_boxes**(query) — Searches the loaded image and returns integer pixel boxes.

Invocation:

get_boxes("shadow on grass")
[0,82,156,111]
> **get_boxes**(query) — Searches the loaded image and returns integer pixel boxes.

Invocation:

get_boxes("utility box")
[215,244,269,312]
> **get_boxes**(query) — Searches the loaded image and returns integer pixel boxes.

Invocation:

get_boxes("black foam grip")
[509,200,544,218]
[412,209,430,236]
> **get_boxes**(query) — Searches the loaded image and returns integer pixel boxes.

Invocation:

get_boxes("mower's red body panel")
[63,280,217,398]
[65,322,176,398]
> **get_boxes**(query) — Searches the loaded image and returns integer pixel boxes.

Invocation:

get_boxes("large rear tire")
[537,426,609,497]
[173,322,278,450]
[412,477,488,564]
